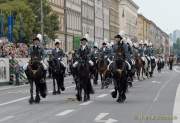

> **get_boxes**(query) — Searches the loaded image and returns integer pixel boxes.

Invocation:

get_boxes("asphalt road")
[0,66,180,123]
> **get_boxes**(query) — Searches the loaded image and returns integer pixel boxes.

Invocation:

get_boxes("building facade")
[65,0,81,52]
[103,0,110,42]
[110,0,119,41]
[48,0,65,49]
[118,0,139,41]
[81,0,95,45]
[95,0,103,47]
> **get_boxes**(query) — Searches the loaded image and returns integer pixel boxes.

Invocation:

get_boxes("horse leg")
[60,74,65,91]
[56,77,61,94]
[76,80,82,101]
[29,80,34,104]
[34,81,41,103]
[101,74,104,89]
[52,78,56,95]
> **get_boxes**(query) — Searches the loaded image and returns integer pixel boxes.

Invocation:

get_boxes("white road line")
[80,101,93,106]
[152,81,161,84]
[56,109,75,116]
[0,85,75,107]
[0,116,14,122]
[173,83,180,123]
[95,113,109,121]
[97,94,108,98]
[153,78,172,102]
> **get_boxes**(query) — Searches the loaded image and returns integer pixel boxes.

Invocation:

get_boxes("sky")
[133,0,180,34]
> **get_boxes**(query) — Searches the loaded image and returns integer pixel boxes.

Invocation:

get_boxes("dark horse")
[149,57,156,77]
[169,56,174,70]
[76,58,93,102]
[50,58,66,95]
[25,59,47,104]
[110,46,128,103]
[97,53,111,89]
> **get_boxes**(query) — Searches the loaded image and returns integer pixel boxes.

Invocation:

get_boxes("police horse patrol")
[24,37,47,104]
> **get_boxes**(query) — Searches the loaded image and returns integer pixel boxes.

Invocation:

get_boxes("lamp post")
[40,0,44,43]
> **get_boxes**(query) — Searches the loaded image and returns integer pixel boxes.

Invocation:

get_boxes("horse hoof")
[116,98,123,103]
[56,91,61,95]
[29,98,34,104]
[76,94,82,101]
[111,91,117,98]
[52,91,56,95]
[61,87,65,91]
[35,96,40,104]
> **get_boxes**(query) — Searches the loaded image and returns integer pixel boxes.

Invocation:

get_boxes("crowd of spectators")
[0,39,28,58]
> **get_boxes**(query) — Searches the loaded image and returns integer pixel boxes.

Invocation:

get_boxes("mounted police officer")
[51,40,66,91]
[73,37,94,97]
[144,40,151,66]
[52,40,66,68]
[73,37,94,67]
[23,37,47,71]
[138,40,145,61]
[113,34,131,71]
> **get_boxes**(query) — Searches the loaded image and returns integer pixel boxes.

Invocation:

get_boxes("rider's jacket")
[52,48,65,60]
[150,47,154,56]
[29,45,44,61]
[144,47,151,56]
[112,41,128,60]
[138,47,144,57]
[126,44,133,59]
[77,45,91,61]
[99,47,111,57]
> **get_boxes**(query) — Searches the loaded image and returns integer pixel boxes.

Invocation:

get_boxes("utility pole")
[64,0,67,52]
[40,0,44,42]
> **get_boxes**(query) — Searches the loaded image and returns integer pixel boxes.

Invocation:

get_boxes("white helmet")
[149,42,153,46]
[139,40,143,45]
[104,38,108,43]
[37,34,43,42]
[110,41,114,46]
[144,40,148,45]
[55,39,61,44]
[119,30,125,37]
[133,42,139,48]
[122,37,127,43]
[127,38,133,47]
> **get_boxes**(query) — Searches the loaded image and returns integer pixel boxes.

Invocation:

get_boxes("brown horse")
[97,53,111,89]
[134,54,144,80]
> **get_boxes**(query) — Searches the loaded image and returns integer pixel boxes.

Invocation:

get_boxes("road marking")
[173,83,180,123]
[97,94,108,98]
[174,67,180,73]
[153,78,172,102]
[94,113,118,123]
[0,116,14,122]
[80,101,93,106]
[152,81,161,84]
[0,85,75,107]
[56,109,75,116]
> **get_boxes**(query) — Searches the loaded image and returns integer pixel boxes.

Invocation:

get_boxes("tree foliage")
[0,0,59,44]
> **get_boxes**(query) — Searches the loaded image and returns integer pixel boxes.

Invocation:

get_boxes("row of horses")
[25,53,165,104]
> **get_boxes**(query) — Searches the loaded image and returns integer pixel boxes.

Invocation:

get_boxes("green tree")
[0,0,36,43]
[27,0,59,41]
